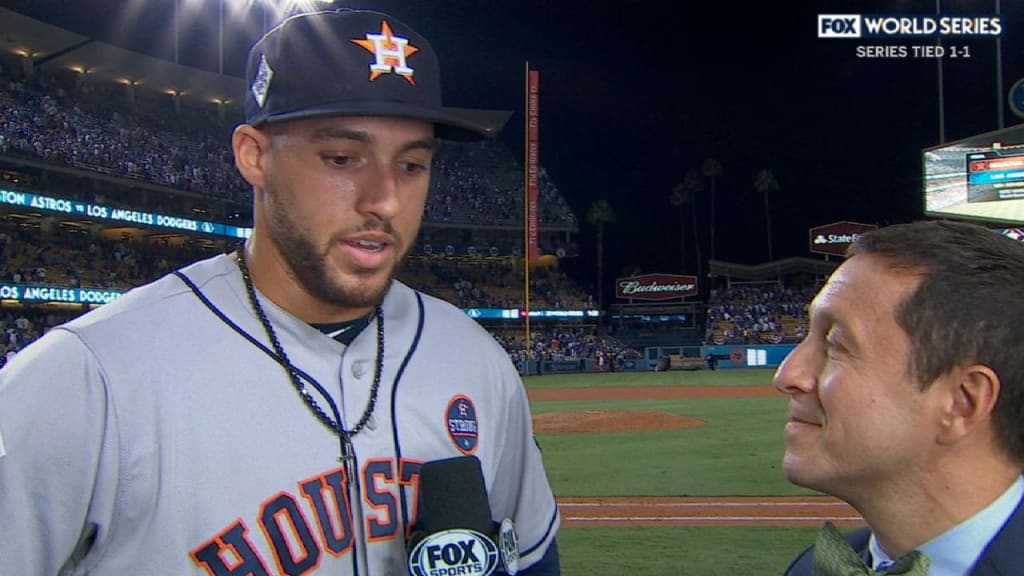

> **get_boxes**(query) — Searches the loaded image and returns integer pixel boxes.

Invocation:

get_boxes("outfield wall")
[698,344,796,370]
[642,344,797,371]
[517,344,797,375]
[519,358,648,375]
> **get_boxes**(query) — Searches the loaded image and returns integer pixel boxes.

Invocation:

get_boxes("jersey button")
[351,361,367,379]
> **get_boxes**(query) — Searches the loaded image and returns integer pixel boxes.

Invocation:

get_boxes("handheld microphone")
[407,456,519,576]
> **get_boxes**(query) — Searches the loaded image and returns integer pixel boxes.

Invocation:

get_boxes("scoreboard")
[967,150,1024,203]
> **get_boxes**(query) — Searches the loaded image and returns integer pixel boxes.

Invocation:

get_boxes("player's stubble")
[263,188,415,311]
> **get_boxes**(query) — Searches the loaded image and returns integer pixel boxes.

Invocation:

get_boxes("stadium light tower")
[230,1,335,74]
[226,0,336,33]
[173,0,227,68]
[171,0,336,73]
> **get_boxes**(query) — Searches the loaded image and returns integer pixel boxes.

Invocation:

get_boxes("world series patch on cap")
[244,9,509,141]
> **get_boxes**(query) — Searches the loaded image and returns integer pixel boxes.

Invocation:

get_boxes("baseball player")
[0,9,560,575]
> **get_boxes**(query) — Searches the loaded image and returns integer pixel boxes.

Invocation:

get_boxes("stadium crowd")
[400,257,594,310]
[705,284,815,344]
[492,327,643,372]
[0,217,605,367]
[0,68,578,228]
[0,61,823,372]
[412,227,579,260]
[0,70,248,205]
[1,218,820,369]
[0,305,83,369]
[427,140,577,226]
[0,217,219,290]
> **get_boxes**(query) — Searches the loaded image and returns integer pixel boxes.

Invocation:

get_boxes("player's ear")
[233,124,270,190]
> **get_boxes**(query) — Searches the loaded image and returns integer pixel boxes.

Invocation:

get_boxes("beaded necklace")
[236,250,384,461]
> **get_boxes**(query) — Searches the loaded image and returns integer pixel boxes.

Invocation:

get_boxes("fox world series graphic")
[818,13,1003,59]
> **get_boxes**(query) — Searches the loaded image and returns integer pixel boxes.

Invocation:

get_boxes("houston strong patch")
[446,395,479,454]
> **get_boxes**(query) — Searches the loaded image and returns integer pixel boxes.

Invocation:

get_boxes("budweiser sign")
[615,273,698,301]
[808,221,878,256]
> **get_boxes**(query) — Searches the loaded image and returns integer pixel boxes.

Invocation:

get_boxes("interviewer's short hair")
[848,219,1024,463]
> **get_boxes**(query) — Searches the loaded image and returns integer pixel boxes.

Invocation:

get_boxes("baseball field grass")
[524,368,838,575]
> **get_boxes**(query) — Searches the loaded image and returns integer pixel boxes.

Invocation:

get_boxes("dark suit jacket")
[782,495,1024,575]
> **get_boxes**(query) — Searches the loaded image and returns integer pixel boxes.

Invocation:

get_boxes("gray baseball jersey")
[0,253,560,575]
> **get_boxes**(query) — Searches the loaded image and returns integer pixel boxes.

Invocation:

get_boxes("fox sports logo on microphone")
[409,528,499,576]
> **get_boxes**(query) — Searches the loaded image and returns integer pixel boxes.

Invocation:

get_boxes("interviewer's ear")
[937,364,1000,445]
[232,124,271,190]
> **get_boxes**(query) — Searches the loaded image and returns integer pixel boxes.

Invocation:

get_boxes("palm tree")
[669,170,704,278]
[701,158,722,262]
[684,171,705,284]
[586,199,616,309]
[753,168,780,262]
[668,183,691,273]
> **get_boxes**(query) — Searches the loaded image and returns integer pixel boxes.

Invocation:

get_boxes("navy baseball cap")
[244,9,507,141]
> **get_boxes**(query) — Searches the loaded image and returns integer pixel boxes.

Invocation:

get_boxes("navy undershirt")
[310,314,371,345]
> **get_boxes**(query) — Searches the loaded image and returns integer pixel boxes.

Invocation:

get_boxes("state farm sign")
[808,221,878,256]
[615,273,698,301]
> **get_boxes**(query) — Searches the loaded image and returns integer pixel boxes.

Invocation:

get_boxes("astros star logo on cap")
[351,20,419,85]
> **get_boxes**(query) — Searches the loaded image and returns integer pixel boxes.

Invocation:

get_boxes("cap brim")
[255,102,511,141]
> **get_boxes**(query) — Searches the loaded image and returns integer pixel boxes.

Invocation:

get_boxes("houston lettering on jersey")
[190,458,422,575]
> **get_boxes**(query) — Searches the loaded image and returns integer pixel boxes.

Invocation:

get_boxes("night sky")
[3,0,1023,290]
